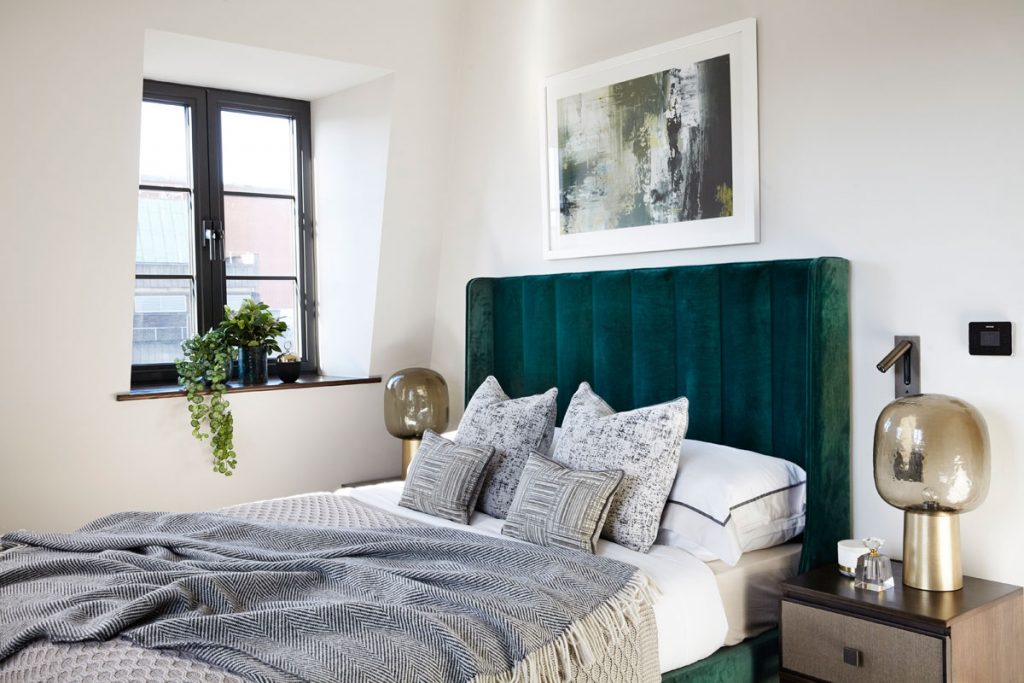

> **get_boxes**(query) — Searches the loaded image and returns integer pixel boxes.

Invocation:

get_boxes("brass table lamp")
[873,393,990,591]
[384,368,449,478]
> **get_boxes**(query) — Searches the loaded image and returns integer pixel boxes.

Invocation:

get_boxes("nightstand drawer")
[782,600,945,682]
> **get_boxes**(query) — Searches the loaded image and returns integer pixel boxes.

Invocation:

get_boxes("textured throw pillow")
[553,382,689,553]
[455,376,557,519]
[658,439,807,565]
[502,452,623,554]
[399,430,495,524]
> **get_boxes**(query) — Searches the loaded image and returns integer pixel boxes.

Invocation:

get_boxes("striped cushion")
[399,430,495,524]
[502,452,623,553]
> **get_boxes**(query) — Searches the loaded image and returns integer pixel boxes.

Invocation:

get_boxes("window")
[132,81,316,385]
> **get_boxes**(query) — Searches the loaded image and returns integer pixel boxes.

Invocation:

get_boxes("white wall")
[432,0,1024,585]
[0,0,461,532]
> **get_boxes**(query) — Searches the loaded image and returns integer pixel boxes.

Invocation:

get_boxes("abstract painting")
[558,54,732,233]
[544,19,758,259]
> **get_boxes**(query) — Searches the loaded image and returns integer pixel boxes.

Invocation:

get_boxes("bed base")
[661,629,779,682]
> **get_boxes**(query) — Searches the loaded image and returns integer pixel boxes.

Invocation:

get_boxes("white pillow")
[657,439,806,566]
[549,426,562,455]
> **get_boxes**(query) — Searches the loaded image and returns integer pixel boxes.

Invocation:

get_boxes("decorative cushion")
[502,452,623,553]
[553,382,688,553]
[455,376,557,519]
[399,430,494,524]
[658,439,807,565]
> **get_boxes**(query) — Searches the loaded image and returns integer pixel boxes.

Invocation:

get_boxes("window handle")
[203,219,224,261]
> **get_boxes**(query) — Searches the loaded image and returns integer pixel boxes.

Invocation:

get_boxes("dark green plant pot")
[238,346,268,385]
[277,361,301,383]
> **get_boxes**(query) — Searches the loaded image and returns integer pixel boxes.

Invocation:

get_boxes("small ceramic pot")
[276,360,301,383]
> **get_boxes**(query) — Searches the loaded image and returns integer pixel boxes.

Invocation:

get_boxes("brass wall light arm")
[877,336,920,397]
[876,339,913,373]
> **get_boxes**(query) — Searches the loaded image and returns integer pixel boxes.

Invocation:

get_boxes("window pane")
[132,278,195,364]
[224,195,297,277]
[137,190,193,276]
[140,101,190,187]
[226,279,299,356]
[221,111,295,194]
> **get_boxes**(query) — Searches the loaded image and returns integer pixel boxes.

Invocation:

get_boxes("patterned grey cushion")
[553,382,689,553]
[399,430,494,524]
[502,452,623,554]
[455,376,557,519]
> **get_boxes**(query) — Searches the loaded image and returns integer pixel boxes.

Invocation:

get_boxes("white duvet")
[339,481,730,674]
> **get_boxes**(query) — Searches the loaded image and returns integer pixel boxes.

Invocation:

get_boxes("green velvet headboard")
[464,257,850,572]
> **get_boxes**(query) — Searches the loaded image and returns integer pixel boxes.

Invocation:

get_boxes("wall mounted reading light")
[877,335,920,398]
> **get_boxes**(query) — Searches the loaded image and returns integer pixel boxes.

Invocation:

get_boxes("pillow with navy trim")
[657,439,807,565]
[455,376,557,519]
[553,382,689,553]
[399,430,495,524]
[502,452,623,554]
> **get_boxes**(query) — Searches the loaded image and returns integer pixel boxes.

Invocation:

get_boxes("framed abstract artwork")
[543,18,759,259]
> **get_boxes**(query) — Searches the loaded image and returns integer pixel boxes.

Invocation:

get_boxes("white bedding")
[338,481,730,674]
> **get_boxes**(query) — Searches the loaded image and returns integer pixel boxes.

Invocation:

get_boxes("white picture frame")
[542,18,759,260]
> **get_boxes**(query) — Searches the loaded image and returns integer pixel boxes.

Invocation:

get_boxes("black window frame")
[132,80,318,387]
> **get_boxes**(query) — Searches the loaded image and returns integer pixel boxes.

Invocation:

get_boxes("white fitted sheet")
[707,542,802,646]
[337,481,729,674]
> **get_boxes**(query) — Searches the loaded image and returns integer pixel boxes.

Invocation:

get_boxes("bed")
[463,257,851,681]
[0,257,850,682]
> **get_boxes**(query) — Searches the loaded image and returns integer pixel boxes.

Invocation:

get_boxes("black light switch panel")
[969,322,1012,356]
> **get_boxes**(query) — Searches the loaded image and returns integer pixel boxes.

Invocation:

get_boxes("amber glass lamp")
[873,394,990,591]
[384,368,449,478]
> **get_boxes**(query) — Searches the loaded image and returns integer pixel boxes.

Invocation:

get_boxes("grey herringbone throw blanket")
[0,497,655,683]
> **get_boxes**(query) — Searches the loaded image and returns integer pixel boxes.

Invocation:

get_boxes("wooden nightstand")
[780,562,1023,682]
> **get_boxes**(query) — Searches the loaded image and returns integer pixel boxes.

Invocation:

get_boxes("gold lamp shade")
[384,368,449,477]
[873,394,990,591]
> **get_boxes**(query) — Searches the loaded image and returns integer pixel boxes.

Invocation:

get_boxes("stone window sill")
[116,375,381,401]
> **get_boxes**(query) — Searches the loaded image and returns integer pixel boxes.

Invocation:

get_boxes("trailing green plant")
[176,328,237,476]
[174,301,285,475]
[219,298,288,351]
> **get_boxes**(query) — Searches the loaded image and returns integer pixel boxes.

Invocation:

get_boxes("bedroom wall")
[0,0,461,532]
[431,0,1024,585]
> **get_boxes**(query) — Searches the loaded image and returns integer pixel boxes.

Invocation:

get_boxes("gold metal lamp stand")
[401,438,421,479]
[903,510,963,591]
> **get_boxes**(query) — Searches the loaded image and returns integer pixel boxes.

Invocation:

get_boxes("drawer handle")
[843,646,863,667]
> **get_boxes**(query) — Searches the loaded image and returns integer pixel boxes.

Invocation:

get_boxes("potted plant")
[175,328,237,476]
[219,299,288,385]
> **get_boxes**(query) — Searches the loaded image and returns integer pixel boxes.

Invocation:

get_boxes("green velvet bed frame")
[464,257,851,682]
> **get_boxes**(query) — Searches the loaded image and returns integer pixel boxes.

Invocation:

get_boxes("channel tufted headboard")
[464,257,850,571]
